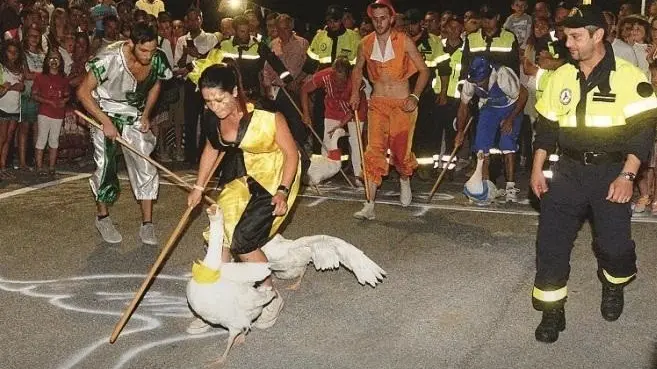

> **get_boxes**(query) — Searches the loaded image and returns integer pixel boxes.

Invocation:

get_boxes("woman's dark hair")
[198,61,248,115]
[41,46,65,76]
[0,38,25,72]
[130,21,157,45]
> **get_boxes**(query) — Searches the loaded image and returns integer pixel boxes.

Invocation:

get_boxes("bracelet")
[409,93,420,102]
[193,184,205,191]
[277,185,290,196]
[619,172,636,182]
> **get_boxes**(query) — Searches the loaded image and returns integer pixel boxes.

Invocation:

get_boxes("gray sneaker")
[95,216,122,243]
[253,291,284,329]
[400,178,412,207]
[353,201,376,220]
[139,223,158,245]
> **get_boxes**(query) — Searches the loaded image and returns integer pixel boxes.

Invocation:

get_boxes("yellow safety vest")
[416,33,449,94]
[535,57,657,128]
[467,29,516,55]
[433,40,464,98]
[220,37,260,61]
[307,28,360,66]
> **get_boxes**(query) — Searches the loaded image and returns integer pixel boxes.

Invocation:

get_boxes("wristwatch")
[619,172,636,182]
[277,185,290,196]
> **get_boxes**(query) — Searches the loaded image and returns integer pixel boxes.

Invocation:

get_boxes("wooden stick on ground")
[75,110,216,205]
[353,111,370,202]
[426,118,473,203]
[280,87,355,188]
[109,152,225,344]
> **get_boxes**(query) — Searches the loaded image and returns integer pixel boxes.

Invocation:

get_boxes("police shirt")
[534,42,657,162]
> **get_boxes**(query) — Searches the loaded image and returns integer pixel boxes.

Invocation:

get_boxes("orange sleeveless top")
[362,30,417,83]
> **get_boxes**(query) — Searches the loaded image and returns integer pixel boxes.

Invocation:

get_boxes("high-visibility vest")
[467,28,516,55]
[416,33,449,93]
[306,28,360,67]
[220,37,263,94]
[435,40,465,98]
[535,57,657,128]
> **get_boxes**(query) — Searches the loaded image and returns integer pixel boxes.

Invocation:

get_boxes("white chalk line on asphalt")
[0,173,92,200]
[7,170,657,224]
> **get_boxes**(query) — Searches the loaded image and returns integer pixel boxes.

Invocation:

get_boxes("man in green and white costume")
[77,22,173,245]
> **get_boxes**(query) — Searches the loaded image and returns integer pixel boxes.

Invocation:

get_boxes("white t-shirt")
[0,65,21,114]
[611,38,639,66]
[173,31,218,67]
[461,66,521,107]
[503,13,532,49]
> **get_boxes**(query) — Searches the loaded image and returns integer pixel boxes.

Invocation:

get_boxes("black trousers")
[311,89,325,154]
[274,91,310,174]
[412,90,438,162]
[434,97,459,155]
[533,157,637,311]
[183,80,205,164]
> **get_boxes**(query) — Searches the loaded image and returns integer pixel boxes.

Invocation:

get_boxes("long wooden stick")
[426,118,473,203]
[109,152,225,344]
[75,110,216,205]
[353,111,370,202]
[280,87,355,188]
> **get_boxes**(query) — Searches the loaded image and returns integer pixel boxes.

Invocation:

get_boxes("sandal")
[37,168,48,177]
[48,168,56,176]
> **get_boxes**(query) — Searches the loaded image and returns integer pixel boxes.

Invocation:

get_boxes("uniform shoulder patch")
[637,82,654,98]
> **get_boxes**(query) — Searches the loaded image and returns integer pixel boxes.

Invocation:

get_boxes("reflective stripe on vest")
[467,29,516,56]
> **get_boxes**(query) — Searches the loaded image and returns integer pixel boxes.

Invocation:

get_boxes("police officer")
[530,5,657,343]
[460,4,520,80]
[219,15,292,103]
[303,5,361,154]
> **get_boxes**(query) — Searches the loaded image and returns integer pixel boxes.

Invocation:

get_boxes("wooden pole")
[75,110,216,205]
[109,152,225,344]
[426,118,473,203]
[353,111,370,202]
[280,87,355,188]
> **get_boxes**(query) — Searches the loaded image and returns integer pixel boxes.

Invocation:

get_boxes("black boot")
[535,308,566,343]
[601,284,624,321]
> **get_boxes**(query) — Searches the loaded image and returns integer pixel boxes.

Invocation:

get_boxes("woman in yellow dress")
[187,63,300,332]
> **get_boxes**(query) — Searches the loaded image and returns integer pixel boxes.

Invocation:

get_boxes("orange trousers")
[364,97,418,186]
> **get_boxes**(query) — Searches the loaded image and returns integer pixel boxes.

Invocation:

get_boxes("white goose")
[186,205,275,364]
[187,205,387,363]
[463,151,498,206]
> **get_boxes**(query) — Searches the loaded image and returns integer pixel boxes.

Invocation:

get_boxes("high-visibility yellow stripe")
[349,57,357,65]
[470,47,486,52]
[425,59,438,67]
[279,71,291,80]
[624,96,657,118]
[490,46,513,52]
[558,115,626,128]
[435,54,450,63]
[535,68,546,90]
[307,49,320,60]
[532,286,567,302]
[602,269,635,285]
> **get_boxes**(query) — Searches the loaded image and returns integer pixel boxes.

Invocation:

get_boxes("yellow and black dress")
[202,104,300,254]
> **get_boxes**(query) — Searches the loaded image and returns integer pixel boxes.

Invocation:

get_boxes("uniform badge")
[320,43,328,51]
[637,82,654,98]
[559,88,572,105]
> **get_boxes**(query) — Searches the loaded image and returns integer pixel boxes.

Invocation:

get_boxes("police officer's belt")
[561,148,624,166]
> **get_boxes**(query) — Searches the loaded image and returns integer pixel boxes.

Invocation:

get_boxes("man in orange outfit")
[350,0,429,220]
